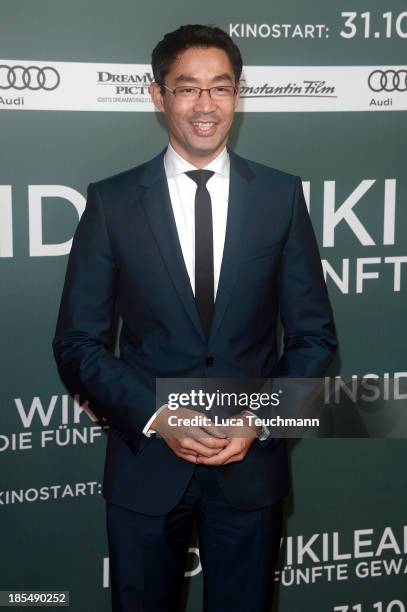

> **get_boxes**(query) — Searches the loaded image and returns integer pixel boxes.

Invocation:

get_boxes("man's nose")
[193,89,217,113]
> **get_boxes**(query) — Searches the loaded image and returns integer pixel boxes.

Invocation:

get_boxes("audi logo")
[368,69,407,93]
[0,65,60,91]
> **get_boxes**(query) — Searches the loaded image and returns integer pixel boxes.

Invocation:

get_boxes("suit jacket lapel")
[139,150,206,342]
[209,150,255,344]
[137,148,256,346]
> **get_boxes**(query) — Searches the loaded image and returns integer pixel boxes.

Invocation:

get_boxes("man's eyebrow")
[173,73,235,84]
[211,73,234,84]
[173,75,199,84]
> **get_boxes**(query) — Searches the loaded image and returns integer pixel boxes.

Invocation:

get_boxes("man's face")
[150,46,240,167]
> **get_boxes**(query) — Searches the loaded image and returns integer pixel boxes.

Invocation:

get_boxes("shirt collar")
[164,142,230,179]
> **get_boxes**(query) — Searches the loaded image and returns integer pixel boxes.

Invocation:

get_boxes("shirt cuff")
[142,404,168,437]
[242,410,270,441]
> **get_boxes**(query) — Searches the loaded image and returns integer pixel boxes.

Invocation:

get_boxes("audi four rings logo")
[368,69,407,92]
[0,65,60,91]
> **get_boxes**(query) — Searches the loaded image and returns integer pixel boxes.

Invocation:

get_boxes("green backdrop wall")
[1,1,406,610]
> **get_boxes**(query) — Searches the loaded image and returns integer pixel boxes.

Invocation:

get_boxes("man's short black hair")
[151,24,243,87]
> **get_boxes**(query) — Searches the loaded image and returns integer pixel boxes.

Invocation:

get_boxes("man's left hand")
[196,411,259,466]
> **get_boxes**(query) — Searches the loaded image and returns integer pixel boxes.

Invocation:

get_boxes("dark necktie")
[185,169,215,338]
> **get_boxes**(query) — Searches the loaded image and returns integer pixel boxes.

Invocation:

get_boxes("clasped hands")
[150,406,260,466]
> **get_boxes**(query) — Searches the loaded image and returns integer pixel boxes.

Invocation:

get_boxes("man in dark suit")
[53,24,337,612]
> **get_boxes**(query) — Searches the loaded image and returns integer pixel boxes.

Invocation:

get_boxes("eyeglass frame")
[160,83,238,99]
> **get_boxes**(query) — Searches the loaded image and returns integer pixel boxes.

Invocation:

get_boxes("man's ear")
[150,82,164,112]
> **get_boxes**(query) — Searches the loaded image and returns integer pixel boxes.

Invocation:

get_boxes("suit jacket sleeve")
[254,176,338,445]
[52,182,156,454]
[272,176,337,378]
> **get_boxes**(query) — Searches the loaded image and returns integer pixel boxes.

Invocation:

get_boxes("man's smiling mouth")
[190,121,218,135]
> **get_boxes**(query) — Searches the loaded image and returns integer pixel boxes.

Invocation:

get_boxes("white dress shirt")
[164,142,230,298]
[141,143,268,440]
[142,143,229,436]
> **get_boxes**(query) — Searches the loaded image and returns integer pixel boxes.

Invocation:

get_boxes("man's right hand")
[151,406,229,464]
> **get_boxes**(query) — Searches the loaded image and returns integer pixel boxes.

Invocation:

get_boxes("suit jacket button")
[205,356,215,366]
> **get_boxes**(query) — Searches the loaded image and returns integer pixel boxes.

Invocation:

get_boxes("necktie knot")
[185,169,214,189]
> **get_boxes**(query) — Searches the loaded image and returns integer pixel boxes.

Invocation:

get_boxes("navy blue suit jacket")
[52,148,337,515]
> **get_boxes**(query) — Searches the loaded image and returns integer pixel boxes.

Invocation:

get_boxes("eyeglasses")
[161,84,237,99]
